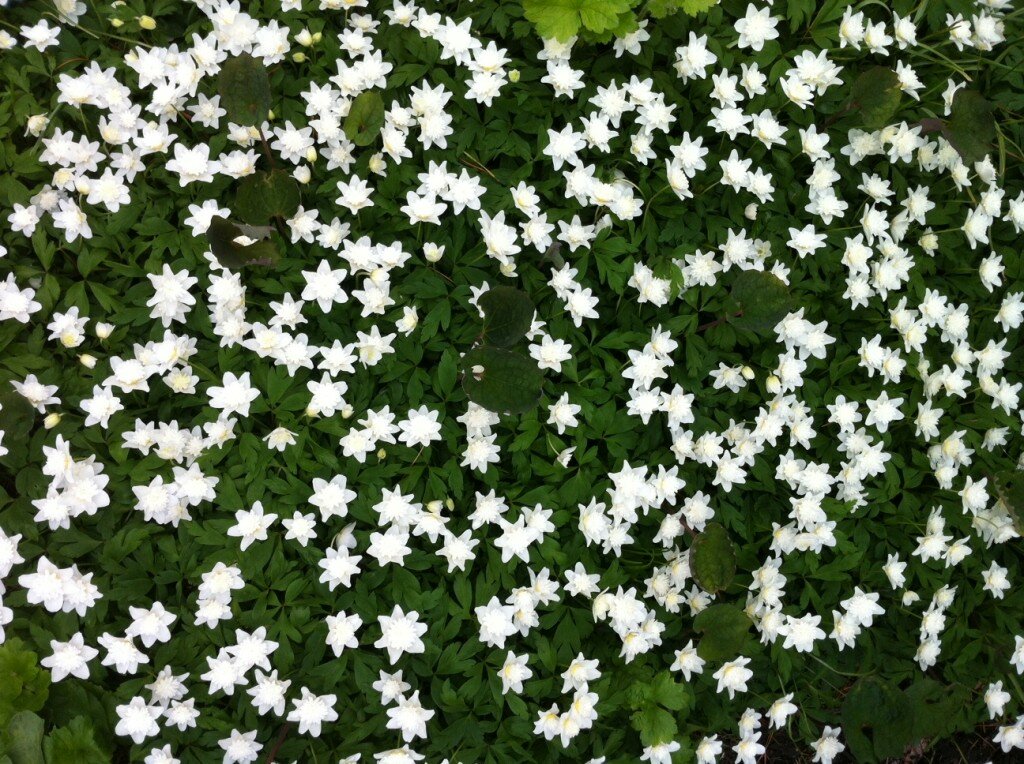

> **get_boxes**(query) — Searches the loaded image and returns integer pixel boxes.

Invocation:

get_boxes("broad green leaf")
[522,0,631,41]
[0,392,35,451]
[631,705,677,747]
[945,90,996,164]
[218,54,271,126]
[478,286,535,347]
[0,640,49,729]
[993,469,1024,534]
[729,270,792,335]
[344,91,385,147]
[41,718,107,764]
[2,711,44,764]
[689,522,736,594]
[235,170,301,225]
[205,217,281,269]
[693,604,752,661]
[905,680,972,741]
[649,671,693,712]
[841,677,916,762]
[849,67,902,129]
[461,348,543,414]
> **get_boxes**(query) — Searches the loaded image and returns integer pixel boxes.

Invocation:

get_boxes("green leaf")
[218,54,271,126]
[848,67,902,129]
[0,392,35,452]
[344,91,385,147]
[205,217,281,269]
[693,604,752,661]
[689,522,736,594]
[522,0,631,41]
[631,705,677,747]
[2,711,43,764]
[41,718,107,764]
[649,671,693,713]
[728,271,792,335]
[944,90,996,164]
[993,469,1024,534]
[478,286,535,347]
[0,641,49,729]
[905,680,972,741]
[235,170,301,226]
[841,678,916,762]
[461,348,543,415]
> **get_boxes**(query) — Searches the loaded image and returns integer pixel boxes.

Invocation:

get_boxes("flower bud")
[509,69,520,83]
[423,243,444,263]
[26,114,49,137]
[341,405,354,419]
[766,375,781,394]
[44,413,61,429]
[376,448,387,459]
[111,17,124,28]
[295,29,314,46]
[79,353,97,369]
[137,15,156,30]
[445,498,454,511]
[292,52,307,63]
[312,32,322,43]
[426,500,443,513]
[95,322,114,339]
[744,203,758,221]
[305,146,318,163]
[740,365,755,380]
[294,165,312,184]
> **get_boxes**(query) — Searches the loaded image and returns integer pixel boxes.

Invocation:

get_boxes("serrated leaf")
[522,0,631,41]
[650,671,693,712]
[689,522,736,594]
[479,286,535,347]
[693,604,752,661]
[205,217,281,269]
[218,54,271,126]
[0,391,35,452]
[235,170,301,225]
[344,91,385,147]
[945,90,996,164]
[461,348,543,415]
[0,640,49,728]
[729,270,792,335]
[631,705,677,747]
[41,717,107,764]
[849,67,902,129]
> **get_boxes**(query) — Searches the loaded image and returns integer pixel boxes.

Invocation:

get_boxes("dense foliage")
[0,0,1022,762]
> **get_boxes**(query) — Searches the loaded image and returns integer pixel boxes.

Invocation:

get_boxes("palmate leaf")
[218,54,271,126]
[1,711,44,764]
[41,718,107,764]
[522,0,631,41]
[841,678,917,762]
[478,286,535,347]
[461,347,543,414]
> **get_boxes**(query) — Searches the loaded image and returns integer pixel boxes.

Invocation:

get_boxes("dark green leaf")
[945,90,996,164]
[849,67,902,129]
[689,522,736,594]
[235,170,301,225]
[205,217,281,269]
[693,604,752,661]
[218,54,271,126]
[729,271,792,335]
[478,286,535,347]
[344,91,385,147]
[461,347,543,414]
[841,677,916,762]
[2,711,43,764]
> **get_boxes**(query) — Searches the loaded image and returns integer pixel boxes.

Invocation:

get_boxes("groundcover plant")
[0,0,1022,761]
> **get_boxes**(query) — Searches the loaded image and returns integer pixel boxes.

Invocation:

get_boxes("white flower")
[375,605,428,664]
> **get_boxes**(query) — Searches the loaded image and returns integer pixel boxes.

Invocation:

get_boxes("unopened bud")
[376,448,387,459]
[312,32,323,44]
[26,114,49,137]
[426,500,443,513]
[137,15,156,30]
[304,146,318,163]
[445,497,454,511]
[44,413,62,429]
[509,69,520,83]
[341,405,354,419]
[295,29,314,46]
[740,365,755,380]
[423,243,444,263]
[267,109,276,121]
[294,165,312,184]
[766,375,781,394]
[292,51,307,63]
[744,203,758,221]
[95,322,114,339]
[111,17,124,28]
[79,353,97,369]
